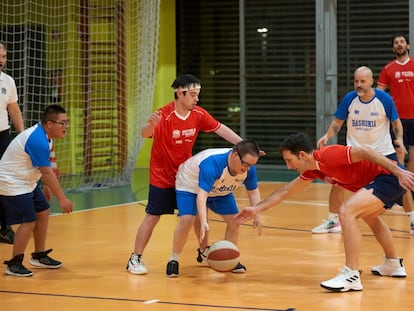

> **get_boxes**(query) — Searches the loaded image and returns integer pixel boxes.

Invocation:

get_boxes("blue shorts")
[145,184,177,215]
[176,190,238,216]
[0,185,50,225]
[364,165,406,209]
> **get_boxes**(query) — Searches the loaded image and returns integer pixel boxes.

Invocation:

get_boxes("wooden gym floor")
[0,182,413,311]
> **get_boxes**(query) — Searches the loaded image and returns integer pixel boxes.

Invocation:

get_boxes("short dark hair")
[171,74,201,99]
[391,33,409,46]
[279,132,314,156]
[234,139,260,158]
[171,74,201,89]
[42,104,66,123]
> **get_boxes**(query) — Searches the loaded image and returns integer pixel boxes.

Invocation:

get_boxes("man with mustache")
[313,66,409,234]
[377,33,414,234]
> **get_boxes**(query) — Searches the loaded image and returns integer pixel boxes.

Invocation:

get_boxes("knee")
[144,214,161,226]
[179,215,195,230]
[21,221,36,230]
[338,203,357,222]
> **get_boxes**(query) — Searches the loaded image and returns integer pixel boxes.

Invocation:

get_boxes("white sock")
[169,253,179,262]
[328,212,339,221]
[406,211,414,223]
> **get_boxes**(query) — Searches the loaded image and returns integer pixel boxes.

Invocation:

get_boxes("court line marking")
[0,290,295,311]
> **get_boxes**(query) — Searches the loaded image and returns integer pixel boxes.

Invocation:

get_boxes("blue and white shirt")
[0,122,51,195]
[175,148,258,197]
[335,89,398,156]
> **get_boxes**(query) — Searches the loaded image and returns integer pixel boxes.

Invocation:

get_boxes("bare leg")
[328,185,345,214]
[12,221,36,257]
[221,214,240,246]
[364,213,398,259]
[338,188,385,270]
[397,146,414,216]
[172,215,195,255]
[133,214,160,254]
[32,209,50,252]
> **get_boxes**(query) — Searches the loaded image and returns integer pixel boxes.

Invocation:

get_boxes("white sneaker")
[320,266,363,292]
[126,253,148,275]
[371,257,407,277]
[312,219,341,234]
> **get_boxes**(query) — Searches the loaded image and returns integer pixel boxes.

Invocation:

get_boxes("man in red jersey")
[377,33,414,234]
[234,132,414,292]
[126,74,260,275]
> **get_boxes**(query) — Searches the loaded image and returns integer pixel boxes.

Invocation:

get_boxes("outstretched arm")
[215,124,266,155]
[234,177,312,223]
[246,188,263,235]
[351,146,414,191]
[214,123,243,145]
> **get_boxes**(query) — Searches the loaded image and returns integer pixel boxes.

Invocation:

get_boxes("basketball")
[207,240,240,272]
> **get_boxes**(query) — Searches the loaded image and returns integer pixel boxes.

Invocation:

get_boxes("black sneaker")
[4,254,33,277]
[29,249,62,269]
[0,225,15,244]
[196,246,209,263]
[166,260,179,277]
[232,262,246,273]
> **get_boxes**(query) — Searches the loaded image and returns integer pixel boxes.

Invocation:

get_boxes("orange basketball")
[207,240,240,272]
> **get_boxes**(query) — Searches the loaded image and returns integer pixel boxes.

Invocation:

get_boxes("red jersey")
[149,101,221,188]
[301,145,393,192]
[377,58,414,119]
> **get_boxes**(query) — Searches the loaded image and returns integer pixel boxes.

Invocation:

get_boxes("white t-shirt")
[0,71,18,131]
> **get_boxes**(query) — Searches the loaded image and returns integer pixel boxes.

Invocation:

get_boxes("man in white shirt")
[0,41,24,244]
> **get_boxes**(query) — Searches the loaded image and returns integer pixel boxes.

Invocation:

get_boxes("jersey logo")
[172,130,180,139]
[351,119,376,127]
[1,87,6,95]
[181,128,196,138]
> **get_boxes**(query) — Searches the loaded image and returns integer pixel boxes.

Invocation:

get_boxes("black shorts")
[0,129,12,157]
[145,185,177,215]
[401,119,414,146]
[364,162,406,209]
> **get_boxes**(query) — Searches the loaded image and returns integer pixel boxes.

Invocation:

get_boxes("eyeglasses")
[50,120,70,128]
[236,149,255,168]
